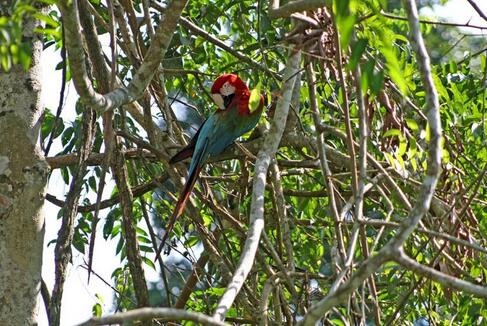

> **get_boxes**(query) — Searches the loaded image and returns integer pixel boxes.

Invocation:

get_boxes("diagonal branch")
[393,250,487,297]
[111,140,150,308]
[57,0,188,113]
[466,0,487,22]
[379,10,487,30]
[298,0,444,323]
[306,63,347,259]
[213,48,302,322]
[178,17,277,78]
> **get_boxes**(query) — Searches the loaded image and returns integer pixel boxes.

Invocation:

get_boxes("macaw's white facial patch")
[212,93,225,110]
[220,82,236,96]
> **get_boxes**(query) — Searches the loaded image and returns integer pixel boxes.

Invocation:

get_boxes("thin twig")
[178,17,278,79]
[466,0,487,22]
[43,22,67,156]
[380,10,487,30]
[332,12,358,197]
[270,161,295,273]
[353,42,381,325]
[394,250,487,297]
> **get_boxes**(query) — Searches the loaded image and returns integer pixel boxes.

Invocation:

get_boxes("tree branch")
[77,307,226,326]
[178,17,277,78]
[298,0,443,323]
[466,0,487,22]
[111,139,150,308]
[389,0,442,247]
[213,48,302,322]
[394,249,487,297]
[306,62,347,259]
[57,0,188,113]
[49,109,96,326]
[269,0,326,19]
[380,10,487,30]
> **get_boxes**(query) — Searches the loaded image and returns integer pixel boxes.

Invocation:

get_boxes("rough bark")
[0,3,48,325]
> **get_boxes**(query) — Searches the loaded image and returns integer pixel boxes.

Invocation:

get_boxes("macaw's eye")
[220,82,236,96]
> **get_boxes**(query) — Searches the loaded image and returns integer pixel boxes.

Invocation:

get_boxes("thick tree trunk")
[0,4,47,325]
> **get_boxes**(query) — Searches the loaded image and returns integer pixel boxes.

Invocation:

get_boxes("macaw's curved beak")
[211,93,225,110]
[211,93,235,110]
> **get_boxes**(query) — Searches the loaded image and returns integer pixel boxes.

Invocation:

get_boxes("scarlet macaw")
[155,74,264,260]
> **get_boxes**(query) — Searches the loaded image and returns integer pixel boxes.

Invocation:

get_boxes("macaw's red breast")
[236,90,252,116]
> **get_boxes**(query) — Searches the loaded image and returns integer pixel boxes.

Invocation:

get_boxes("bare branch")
[350,219,487,256]
[306,62,347,260]
[269,0,326,19]
[112,142,150,307]
[394,249,487,297]
[270,161,294,272]
[49,109,96,326]
[298,253,390,325]
[57,0,188,113]
[333,13,358,197]
[380,10,487,30]
[178,17,277,78]
[466,0,487,22]
[353,45,381,325]
[389,0,442,247]
[77,307,226,326]
[174,254,210,308]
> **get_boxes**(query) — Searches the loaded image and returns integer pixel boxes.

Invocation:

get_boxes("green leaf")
[184,235,200,247]
[1,45,11,71]
[378,29,407,94]
[92,303,102,317]
[88,176,97,192]
[137,236,151,244]
[115,236,124,255]
[249,84,262,113]
[405,118,419,131]
[370,69,384,95]
[383,128,402,138]
[142,256,156,270]
[139,245,153,252]
[33,12,59,28]
[398,139,407,156]
[348,38,367,71]
[72,231,86,254]
[337,15,356,49]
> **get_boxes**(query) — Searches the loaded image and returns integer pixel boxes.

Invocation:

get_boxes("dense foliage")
[4,0,486,324]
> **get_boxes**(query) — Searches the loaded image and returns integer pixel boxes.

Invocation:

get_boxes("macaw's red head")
[210,74,249,111]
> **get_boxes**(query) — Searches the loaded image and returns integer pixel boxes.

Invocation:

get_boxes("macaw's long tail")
[154,164,202,262]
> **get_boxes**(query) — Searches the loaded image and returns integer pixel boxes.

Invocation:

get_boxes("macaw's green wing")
[197,100,255,158]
